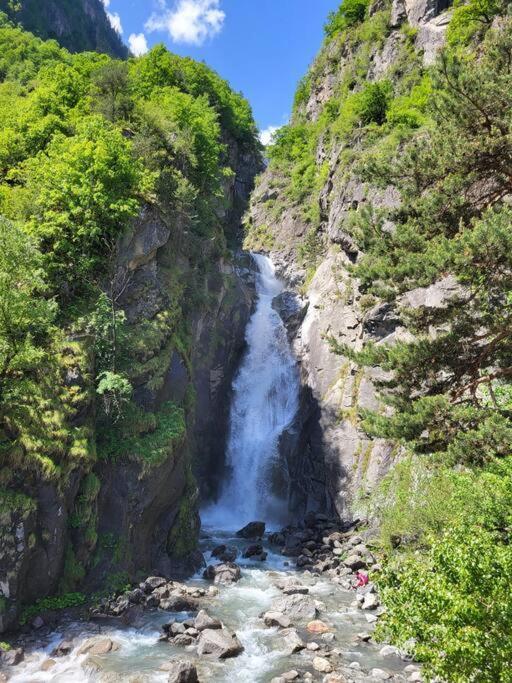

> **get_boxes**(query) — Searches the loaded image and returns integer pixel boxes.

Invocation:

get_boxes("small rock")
[2,648,24,666]
[196,628,244,659]
[203,563,242,586]
[281,671,300,681]
[356,632,372,642]
[194,609,222,631]
[323,675,348,683]
[379,645,400,657]
[361,593,380,610]
[370,669,391,680]
[41,659,57,671]
[408,673,423,682]
[270,593,318,621]
[51,639,73,657]
[263,611,292,629]
[307,642,320,651]
[307,620,330,634]
[236,521,266,539]
[349,662,361,669]
[344,555,367,571]
[207,586,219,597]
[78,638,120,656]
[142,576,167,593]
[243,543,264,558]
[167,659,199,683]
[321,632,336,643]
[313,656,333,673]
[282,628,305,654]
[160,595,198,612]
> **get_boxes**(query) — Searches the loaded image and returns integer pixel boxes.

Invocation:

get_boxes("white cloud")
[107,11,123,34]
[259,125,280,147]
[129,33,149,56]
[145,0,225,46]
[100,0,123,35]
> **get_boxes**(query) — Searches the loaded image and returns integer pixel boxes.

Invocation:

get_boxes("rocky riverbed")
[0,514,421,683]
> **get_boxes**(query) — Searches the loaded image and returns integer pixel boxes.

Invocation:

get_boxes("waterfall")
[203,253,299,529]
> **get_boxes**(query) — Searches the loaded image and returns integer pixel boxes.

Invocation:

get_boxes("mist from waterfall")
[202,253,299,529]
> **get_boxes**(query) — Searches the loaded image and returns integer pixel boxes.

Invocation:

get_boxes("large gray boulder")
[167,659,199,683]
[203,562,242,585]
[196,628,244,659]
[270,593,318,622]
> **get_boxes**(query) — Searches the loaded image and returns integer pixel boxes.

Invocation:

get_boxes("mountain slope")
[0,0,128,57]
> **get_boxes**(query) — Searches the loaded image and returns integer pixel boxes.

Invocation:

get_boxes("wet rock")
[271,593,318,621]
[236,521,266,539]
[281,671,300,681]
[194,609,222,631]
[127,588,145,604]
[51,639,73,657]
[370,669,391,680]
[196,628,244,659]
[78,638,120,656]
[1,647,24,666]
[146,593,161,608]
[41,659,57,671]
[408,673,423,682]
[160,594,198,612]
[243,543,264,558]
[361,593,380,610]
[167,660,199,683]
[379,645,400,657]
[212,545,238,563]
[282,628,305,654]
[343,555,367,571]
[263,611,292,629]
[203,562,242,585]
[171,634,196,647]
[307,642,320,651]
[307,620,331,634]
[141,576,167,593]
[313,656,333,673]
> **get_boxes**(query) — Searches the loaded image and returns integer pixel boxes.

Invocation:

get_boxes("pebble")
[313,656,333,673]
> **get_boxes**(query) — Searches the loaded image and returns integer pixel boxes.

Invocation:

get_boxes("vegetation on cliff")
[249,0,512,679]
[0,11,259,622]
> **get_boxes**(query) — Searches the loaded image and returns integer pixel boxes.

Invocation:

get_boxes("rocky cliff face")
[249,0,452,521]
[0,137,261,632]
[0,0,128,57]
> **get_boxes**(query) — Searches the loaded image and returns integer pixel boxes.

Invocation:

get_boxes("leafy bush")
[374,458,512,682]
[447,0,507,46]
[325,0,370,38]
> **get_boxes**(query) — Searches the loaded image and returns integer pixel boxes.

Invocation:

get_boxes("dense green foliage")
[0,14,258,614]
[373,457,512,682]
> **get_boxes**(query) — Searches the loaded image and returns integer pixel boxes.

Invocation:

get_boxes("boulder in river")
[194,609,222,631]
[78,638,120,656]
[270,593,318,621]
[307,620,331,634]
[243,543,265,559]
[211,545,238,563]
[282,628,305,654]
[203,562,242,585]
[262,611,292,628]
[236,521,266,539]
[166,659,199,683]
[313,656,333,673]
[51,640,73,657]
[196,628,244,659]
[160,594,199,612]
[1,647,24,666]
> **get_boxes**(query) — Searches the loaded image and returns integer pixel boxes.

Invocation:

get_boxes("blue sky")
[101,0,341,140]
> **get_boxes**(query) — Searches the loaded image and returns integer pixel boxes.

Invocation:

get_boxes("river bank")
[0,515,421,683]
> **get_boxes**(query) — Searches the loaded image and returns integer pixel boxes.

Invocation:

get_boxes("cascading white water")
[203,253,299,528]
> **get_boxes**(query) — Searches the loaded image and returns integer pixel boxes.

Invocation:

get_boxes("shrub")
[325,0,370,38]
